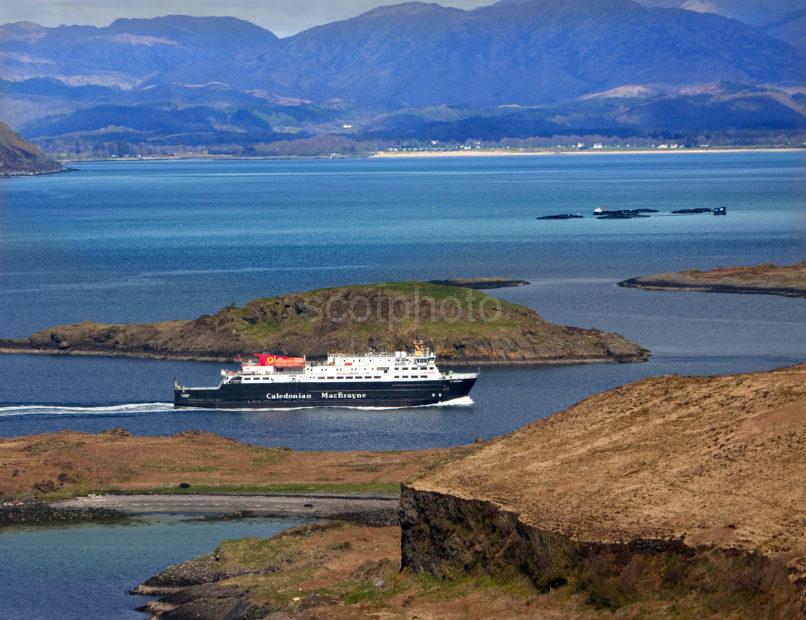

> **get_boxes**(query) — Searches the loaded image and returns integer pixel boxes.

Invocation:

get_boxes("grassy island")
[619,262,806,298]
[0,281,647,364]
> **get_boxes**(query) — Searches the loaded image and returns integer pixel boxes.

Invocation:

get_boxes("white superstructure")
[220,348,473,385]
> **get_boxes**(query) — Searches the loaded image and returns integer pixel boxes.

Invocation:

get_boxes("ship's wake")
[0,402,174,417]
[0,396,475,416]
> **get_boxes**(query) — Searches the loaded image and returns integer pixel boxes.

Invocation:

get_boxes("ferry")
[174,345,478,409]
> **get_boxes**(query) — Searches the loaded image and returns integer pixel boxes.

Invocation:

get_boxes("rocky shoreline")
[619,277,806,298]
[130,524,335,619]
[0,499,126,525]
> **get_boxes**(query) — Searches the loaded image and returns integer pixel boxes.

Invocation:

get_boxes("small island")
[0,281,647,364]
[619,262,806,298]
[426,277,529,289]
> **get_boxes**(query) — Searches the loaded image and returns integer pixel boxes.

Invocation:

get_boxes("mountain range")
[1,0,804,157]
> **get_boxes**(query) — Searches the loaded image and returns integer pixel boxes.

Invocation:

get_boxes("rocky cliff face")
[399,485,803,614]
[0,282,648,364]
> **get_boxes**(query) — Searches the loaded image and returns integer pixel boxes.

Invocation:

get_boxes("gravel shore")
[54,494,399,526]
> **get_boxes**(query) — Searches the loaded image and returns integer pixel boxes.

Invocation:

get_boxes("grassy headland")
[0,281,648,364]
[0,120,63,176]
[619,262,806,298]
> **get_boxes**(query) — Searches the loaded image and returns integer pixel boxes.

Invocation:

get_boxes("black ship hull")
[174,377,476,409]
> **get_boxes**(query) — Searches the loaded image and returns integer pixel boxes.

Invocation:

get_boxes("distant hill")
[152,0,802,107]
[0,15,277,88]
[0,120,61,175]
[676,0,804,27]
[634,0,805,26]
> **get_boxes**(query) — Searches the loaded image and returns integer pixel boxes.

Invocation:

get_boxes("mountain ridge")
[2,2,804,156]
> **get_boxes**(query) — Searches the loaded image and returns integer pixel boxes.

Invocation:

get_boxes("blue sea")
[0,516,300,620]
[0,152,804,618]
[1,153,804,448]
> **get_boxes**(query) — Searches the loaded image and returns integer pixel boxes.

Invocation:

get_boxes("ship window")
[327,376,334,380]
[374,376,381,379]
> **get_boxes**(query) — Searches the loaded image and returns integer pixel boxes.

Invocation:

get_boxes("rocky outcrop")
[399,486,803,612]
[131,522,360,619]
[0,281,648,364]
[0,499,125,524]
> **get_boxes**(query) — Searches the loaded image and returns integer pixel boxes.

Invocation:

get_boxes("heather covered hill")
[0,282,648,364]
[0,120,61,175]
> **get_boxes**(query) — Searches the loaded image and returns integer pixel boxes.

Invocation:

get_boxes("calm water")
[0,153,804,618]
[0,153,803,448]
[0,516,300,620]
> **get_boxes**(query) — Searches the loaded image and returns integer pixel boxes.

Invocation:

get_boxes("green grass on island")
[5,280,648,363]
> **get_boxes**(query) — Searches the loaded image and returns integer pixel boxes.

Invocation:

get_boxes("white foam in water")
[0,397,474,416]
[0,403,174,417]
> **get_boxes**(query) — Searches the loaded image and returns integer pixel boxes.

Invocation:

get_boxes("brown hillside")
[0,120,62,176]
[409,364,806,576]
[0,430,477,499]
